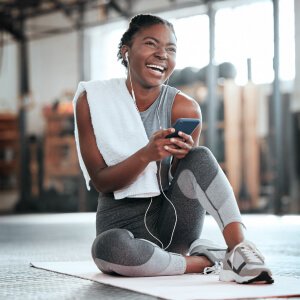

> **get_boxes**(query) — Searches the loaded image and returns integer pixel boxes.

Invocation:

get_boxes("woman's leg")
[91,228,187,276]
[91,147,245,277]
[157,146,273,283]
[157,146,244,253]
[92,195,211,276]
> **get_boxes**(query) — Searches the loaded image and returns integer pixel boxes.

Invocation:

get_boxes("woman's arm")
[76,92,175,193]
[168,92,202,175]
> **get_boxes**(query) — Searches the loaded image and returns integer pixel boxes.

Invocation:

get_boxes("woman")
[74,14,273,284]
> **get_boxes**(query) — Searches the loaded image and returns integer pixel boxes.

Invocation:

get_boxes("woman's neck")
[125,78,162,112]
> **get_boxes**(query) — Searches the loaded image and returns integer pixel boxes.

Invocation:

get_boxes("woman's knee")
[188,146,215,161]
[91,228,169,276]
[92,228,156,265]
[174,146,220,192]
[181,146,218,171]
[92,228,132,261]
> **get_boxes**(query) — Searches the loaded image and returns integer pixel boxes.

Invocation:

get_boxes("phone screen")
[165,118,200,138]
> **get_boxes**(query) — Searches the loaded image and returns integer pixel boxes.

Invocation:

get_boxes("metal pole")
[76,4,87,211]
[18,17,30,208]
[77,3,85,81]
[272,0,283,214]
[206,2,217,154]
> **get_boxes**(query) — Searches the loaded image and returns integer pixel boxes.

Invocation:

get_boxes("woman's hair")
[117,14,176,68]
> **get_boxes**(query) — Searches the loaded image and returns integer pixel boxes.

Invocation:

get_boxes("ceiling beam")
[52,0,73,17]
[106,0,130,18]
[0,12,24,40]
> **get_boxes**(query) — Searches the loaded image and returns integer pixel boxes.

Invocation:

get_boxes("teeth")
[146,64,165,71]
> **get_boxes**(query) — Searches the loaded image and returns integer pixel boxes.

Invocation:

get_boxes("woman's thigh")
[157,148,209,254]
[96,194,163,245]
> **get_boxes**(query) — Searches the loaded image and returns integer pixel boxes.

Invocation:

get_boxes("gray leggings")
[91,147,242,276]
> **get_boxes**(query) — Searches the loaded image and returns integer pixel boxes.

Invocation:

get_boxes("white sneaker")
[189,239,227,264]
[219,240,274,284]
[203,261,223,275]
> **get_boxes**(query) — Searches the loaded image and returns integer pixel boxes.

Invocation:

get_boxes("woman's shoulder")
[174,90,200,111]
[172,90,201,120]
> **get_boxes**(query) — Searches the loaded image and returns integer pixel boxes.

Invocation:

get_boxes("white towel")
[73,78,160,200]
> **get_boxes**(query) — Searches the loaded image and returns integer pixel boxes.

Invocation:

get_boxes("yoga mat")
[30,261,300,300]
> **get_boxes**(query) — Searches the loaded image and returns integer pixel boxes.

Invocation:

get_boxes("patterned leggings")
[92,147,242,276]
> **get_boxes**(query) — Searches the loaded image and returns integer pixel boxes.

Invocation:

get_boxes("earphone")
[127,56,177,250]
[126,51,137,104]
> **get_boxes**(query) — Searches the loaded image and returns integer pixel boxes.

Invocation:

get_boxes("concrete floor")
[0,213,300,300]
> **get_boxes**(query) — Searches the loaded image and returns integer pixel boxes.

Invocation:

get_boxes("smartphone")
[165,118,201,138]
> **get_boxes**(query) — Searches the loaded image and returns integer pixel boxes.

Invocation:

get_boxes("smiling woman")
[73,14,273,284]
[118,15,177,94]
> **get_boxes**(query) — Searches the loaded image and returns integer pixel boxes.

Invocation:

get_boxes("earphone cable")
[127,56,137,109]
[144,80,178,251]
[127,60,177,250]
[144,197,164,249]
[157,160,178,250]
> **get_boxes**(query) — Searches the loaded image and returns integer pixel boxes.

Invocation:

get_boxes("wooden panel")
[242,82,260,209]
[43,113,80,191]
[223,80,242,196]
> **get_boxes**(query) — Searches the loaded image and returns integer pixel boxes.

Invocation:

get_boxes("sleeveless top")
[99,83,179,201]
[140,84,179,191]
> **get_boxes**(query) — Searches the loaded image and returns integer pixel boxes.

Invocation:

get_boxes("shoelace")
[203,261,223,275]
[233,241,265,264]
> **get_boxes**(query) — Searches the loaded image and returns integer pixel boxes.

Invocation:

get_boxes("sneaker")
[203,261,223,275]
[219,240,274,284]
[189,239,227,264]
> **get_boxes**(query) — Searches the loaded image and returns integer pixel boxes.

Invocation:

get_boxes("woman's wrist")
[137,147,151,164]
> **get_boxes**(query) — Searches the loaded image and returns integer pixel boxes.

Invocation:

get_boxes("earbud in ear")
[125,52,129,62]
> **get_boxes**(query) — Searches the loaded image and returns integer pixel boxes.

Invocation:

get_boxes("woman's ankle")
[184,255,212,274]
[223,222,245,251]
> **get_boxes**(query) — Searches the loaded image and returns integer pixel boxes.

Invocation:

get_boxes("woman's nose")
[154,48,168,60]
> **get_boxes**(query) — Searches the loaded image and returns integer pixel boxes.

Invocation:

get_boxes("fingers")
[164,145,190,161]
[165,142,191,153]
[149,129,194,160]
[153,128,175,140]
[164,132,194,159]
[177,131,193,144]
[169,133,194,148]
[146,128,177,161]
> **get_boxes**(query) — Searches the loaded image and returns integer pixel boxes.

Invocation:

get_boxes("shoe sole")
[219,269,274,284]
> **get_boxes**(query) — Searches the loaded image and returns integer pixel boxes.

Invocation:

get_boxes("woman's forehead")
[132,24,177,44]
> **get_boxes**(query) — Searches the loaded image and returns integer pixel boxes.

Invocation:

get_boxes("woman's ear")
[121,46,129,62]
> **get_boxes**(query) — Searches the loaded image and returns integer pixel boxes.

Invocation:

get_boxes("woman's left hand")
[164,131,194,160]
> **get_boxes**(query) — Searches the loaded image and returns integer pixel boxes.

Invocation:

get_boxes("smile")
[146,64,166,74]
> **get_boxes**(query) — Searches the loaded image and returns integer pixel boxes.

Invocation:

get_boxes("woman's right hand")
[141,128,176,162]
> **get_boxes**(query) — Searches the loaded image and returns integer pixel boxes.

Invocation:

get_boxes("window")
[88,0,295,85]
[172,14,209,70]
[88,21,127,80]
[215,0,295,84]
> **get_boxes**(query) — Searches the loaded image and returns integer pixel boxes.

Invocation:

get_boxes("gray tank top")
[139,84,179,191]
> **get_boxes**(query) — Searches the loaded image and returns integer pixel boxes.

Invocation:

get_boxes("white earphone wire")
[127,61,177,250]
[145,80,178,250]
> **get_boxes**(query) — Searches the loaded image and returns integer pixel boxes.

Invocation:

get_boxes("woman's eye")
[145,41,156,47]
[167,47,177,53]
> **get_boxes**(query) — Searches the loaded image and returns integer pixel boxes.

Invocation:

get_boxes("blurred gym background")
[0,0,299,215]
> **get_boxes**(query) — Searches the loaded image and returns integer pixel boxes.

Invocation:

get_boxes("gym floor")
[1,213,299,300]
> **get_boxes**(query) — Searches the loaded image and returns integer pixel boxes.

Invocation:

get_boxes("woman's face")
[126,23,177,89]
